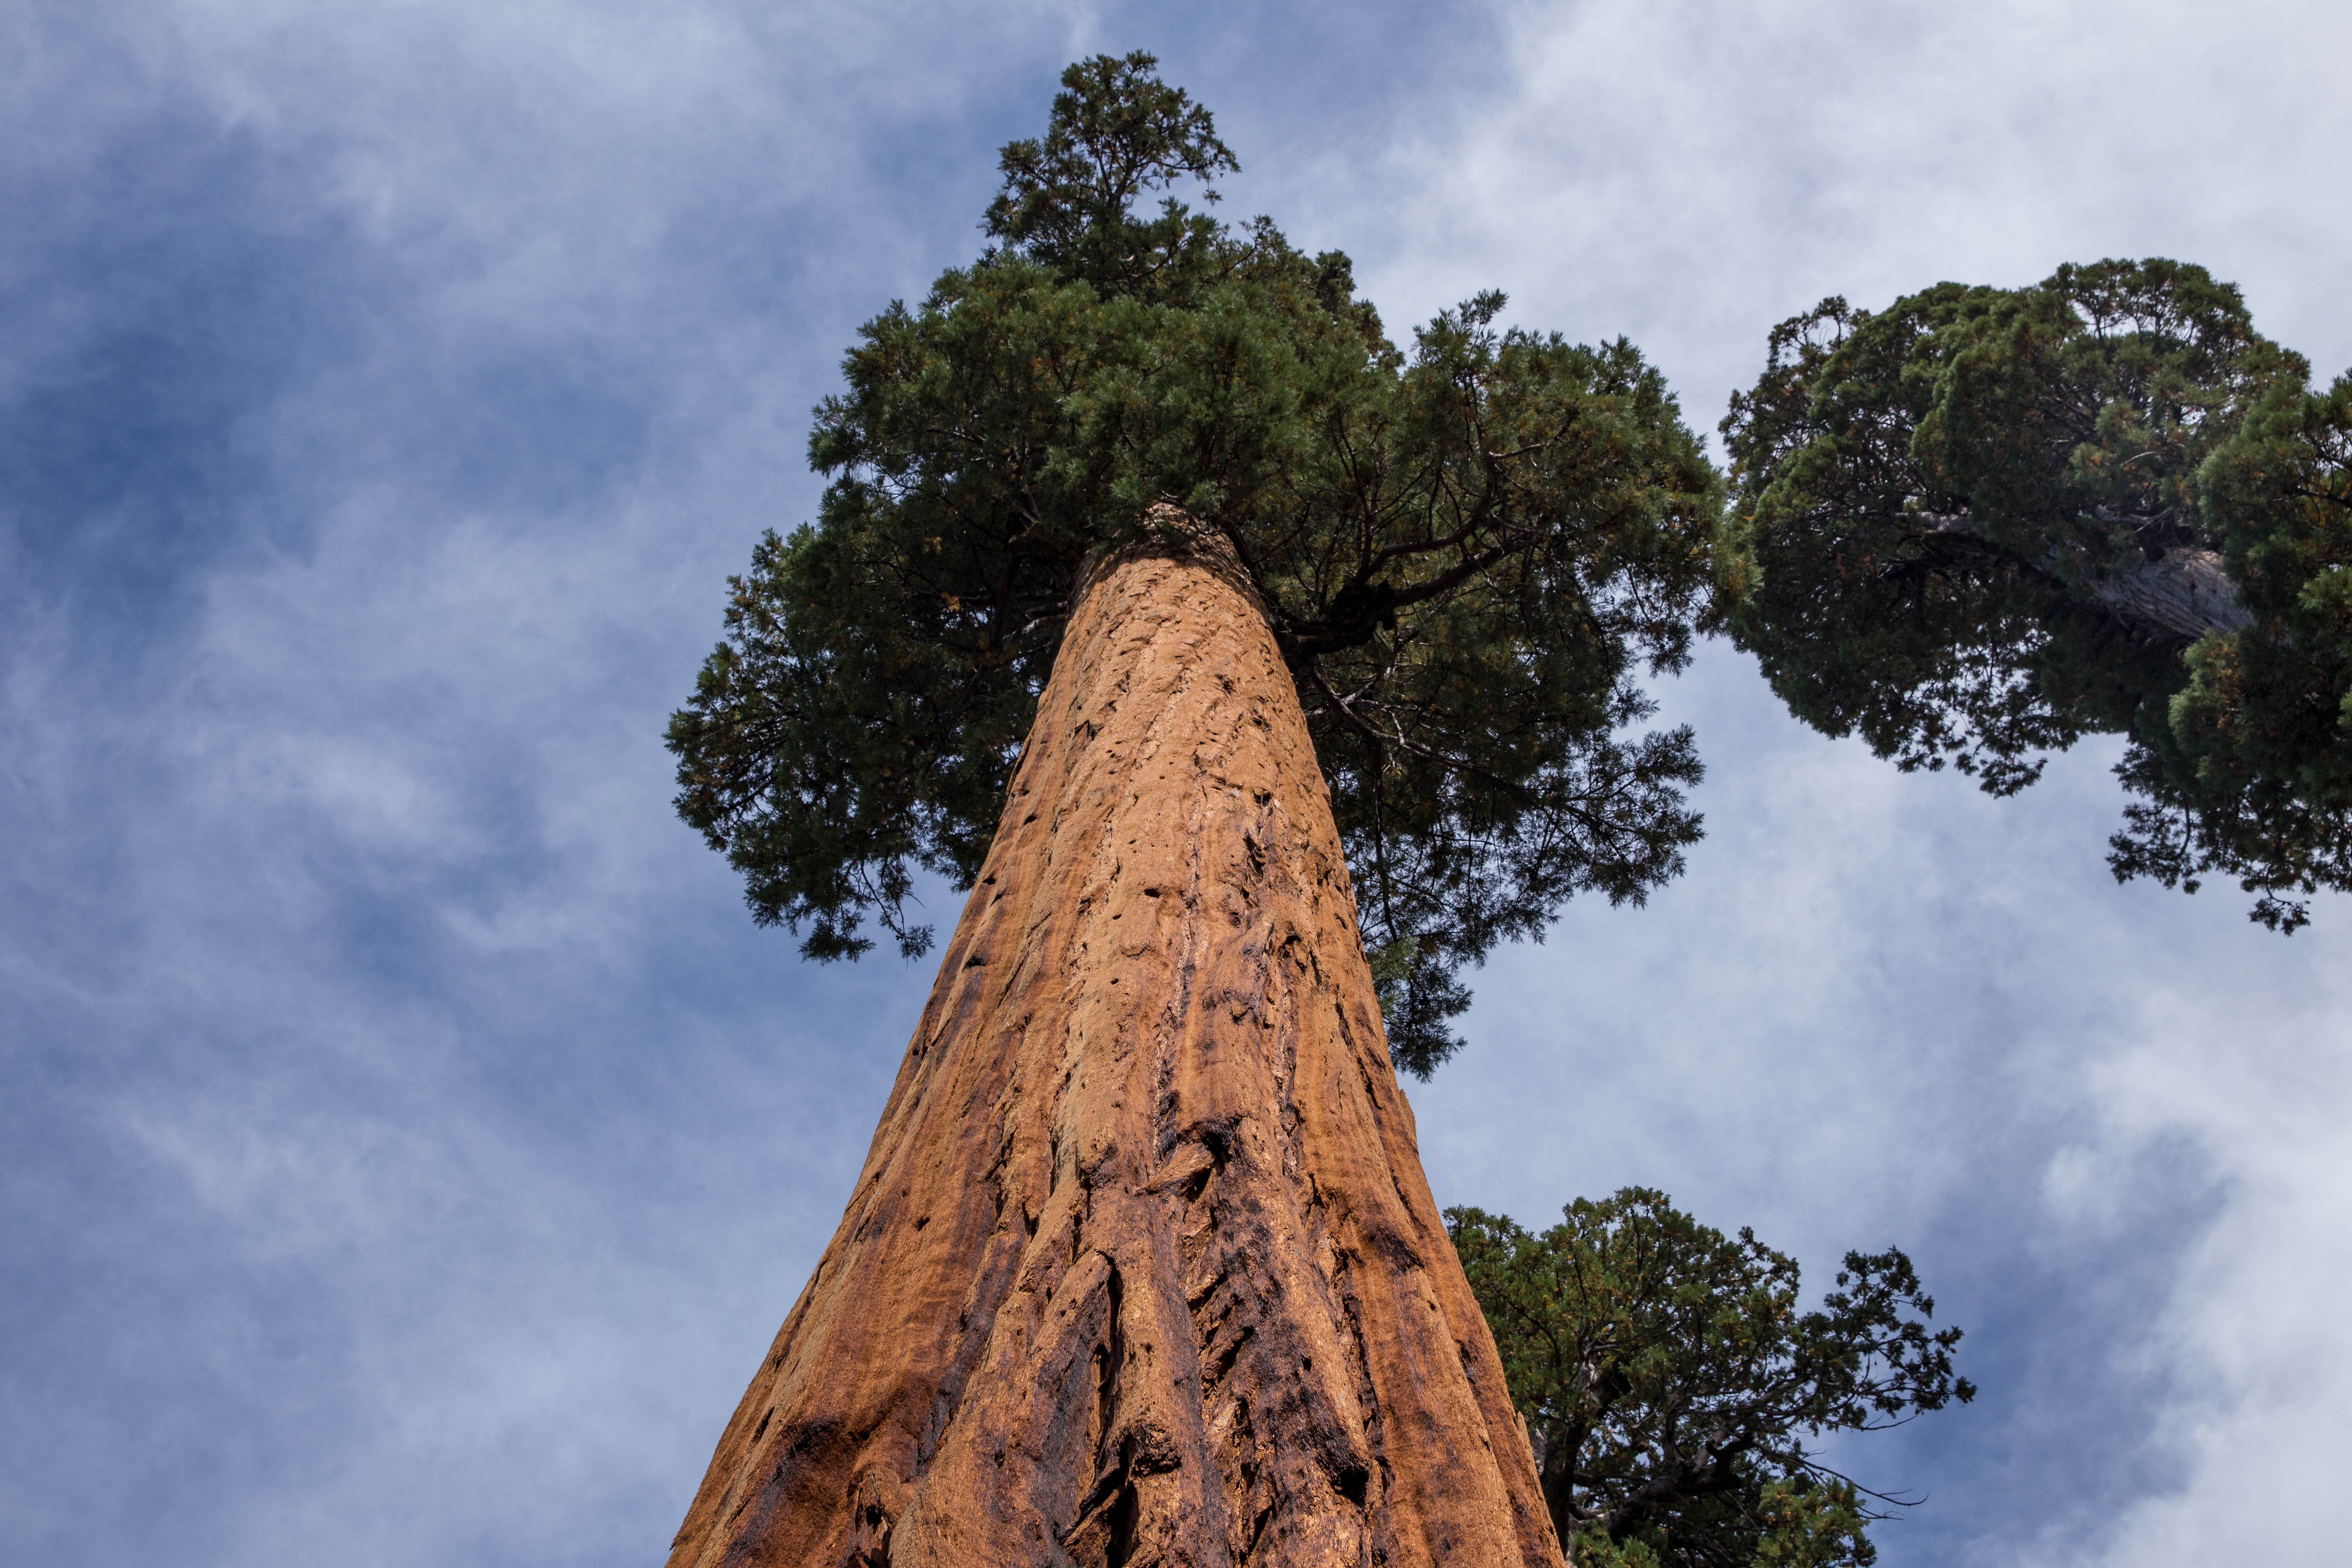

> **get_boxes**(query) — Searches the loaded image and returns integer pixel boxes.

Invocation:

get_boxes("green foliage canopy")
[1719,260,2352,929]
[668,54,1721,1074]
[1448,1189,1972,1568]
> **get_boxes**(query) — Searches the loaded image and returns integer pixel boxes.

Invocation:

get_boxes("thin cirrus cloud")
[1,3,2346,1566]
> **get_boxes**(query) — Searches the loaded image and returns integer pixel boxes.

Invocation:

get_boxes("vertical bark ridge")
[666,539,1561,1568]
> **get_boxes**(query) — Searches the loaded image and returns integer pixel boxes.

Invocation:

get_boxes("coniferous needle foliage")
[1448,1191,1974,1568]
[668,53,1721,1074]
[1718,260,2352,930]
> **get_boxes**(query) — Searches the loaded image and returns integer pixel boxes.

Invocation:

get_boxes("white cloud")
[1270,0,2352,429]
[2027,973,2352,1567]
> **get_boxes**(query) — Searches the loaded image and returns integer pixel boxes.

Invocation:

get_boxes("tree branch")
[1911,510,2251,638]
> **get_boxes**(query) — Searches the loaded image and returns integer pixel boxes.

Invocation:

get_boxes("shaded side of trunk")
[665,539,1560,1568]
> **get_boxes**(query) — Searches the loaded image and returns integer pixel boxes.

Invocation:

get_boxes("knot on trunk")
[847,1464,908,1567]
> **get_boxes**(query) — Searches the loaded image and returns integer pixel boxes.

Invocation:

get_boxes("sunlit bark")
[666,527,1559,1568]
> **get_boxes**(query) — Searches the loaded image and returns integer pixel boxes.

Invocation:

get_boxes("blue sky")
[5,2,2349,1563]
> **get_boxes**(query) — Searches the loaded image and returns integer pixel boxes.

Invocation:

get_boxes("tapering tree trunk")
[665,533,1561,1568]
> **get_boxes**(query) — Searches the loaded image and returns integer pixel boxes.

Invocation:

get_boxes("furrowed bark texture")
[666,541,1559,1568]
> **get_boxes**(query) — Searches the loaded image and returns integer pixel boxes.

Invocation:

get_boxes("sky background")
[5,2,2349,1564]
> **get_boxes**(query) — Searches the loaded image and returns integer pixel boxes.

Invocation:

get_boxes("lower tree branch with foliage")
[1449,1189,1973,1568]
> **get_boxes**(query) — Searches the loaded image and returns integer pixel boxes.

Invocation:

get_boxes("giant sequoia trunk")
[666,534,1561,1567]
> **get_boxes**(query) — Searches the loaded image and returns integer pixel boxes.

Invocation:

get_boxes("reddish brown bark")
[666,531,1561,1568]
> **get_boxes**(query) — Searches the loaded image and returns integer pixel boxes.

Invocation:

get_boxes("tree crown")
[670,55,1721,1072]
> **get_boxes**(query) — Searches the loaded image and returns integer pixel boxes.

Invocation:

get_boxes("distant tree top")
[1719,259,2352,930]
[668,54,1721,1074]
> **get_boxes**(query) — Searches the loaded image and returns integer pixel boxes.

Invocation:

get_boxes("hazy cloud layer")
[4,3,2346,1564]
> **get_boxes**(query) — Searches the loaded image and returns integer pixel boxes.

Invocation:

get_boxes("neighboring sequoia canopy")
[668,52,1719,1075]
[1719,260,2352,930]
[665,529,1559,1567]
